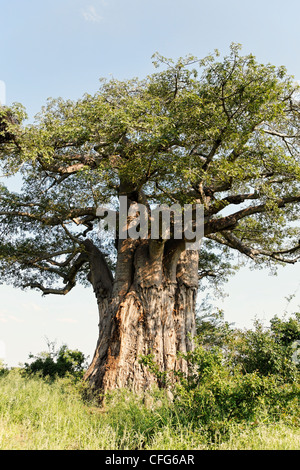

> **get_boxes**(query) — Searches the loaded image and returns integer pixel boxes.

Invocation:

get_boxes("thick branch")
[0,206,97,226]
[82,239,114,299]
[23,251,89,295]
[208,192,260,216]
[205,194,300,235]
[208,231,300,264]
[26,249,74,264]
[37,153,102,175]
[23,282,76,296]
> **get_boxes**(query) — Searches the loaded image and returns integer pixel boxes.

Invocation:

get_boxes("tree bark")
[84,236,199,395]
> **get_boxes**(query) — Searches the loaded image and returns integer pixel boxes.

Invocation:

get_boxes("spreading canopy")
[0,44,300,295]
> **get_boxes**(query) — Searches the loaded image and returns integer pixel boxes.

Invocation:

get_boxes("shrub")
[140,312,300,444]
[195,311,300,381]
[23,340,88,380]
[234,316,300,381]
[270,312,300,346]
[172,342,299,442]
[0,359,8,377]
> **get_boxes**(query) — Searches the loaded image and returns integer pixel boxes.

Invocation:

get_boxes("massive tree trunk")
[84,237,199,394]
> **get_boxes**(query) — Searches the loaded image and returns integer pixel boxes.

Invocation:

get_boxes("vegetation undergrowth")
[0,312,299,450]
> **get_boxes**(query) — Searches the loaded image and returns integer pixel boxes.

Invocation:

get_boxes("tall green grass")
[0,370,117,449]
[0,369,299,450]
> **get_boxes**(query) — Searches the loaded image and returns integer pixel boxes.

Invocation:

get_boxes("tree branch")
[82,239,114,299]
[208,231,300,264]
[23,252,89,295]
[23,282,76,296]
[205,194,300,235]
[0,206,97,226]
[208,192,260,216]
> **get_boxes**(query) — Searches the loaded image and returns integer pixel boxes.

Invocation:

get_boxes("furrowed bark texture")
[84,237,199,394]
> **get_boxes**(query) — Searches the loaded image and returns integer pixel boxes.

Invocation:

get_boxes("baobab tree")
[0,44,299,393]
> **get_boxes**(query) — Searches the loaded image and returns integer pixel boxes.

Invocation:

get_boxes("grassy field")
[0,369,299,450]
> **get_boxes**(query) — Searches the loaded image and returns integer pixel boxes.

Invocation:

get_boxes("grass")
[217,423,300,450]
[0,369,299,450]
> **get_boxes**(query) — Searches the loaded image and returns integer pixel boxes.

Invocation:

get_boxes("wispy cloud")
[82,5,103,23]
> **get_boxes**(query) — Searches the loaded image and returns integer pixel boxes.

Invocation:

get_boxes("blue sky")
[0,0,299,366]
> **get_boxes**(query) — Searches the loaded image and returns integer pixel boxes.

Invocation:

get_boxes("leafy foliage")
[0,44,299,295]
[141,311,300,439]
[23,340,88,380]
[234,318,300,381]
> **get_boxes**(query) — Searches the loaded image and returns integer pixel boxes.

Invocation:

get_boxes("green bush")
[171,342,299,442]
[234,316,300,381]
[140,312,300,442]
[23,341,88,380]
[0,359,8,377]
[196,311,300,380]
[271,312,300,346]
